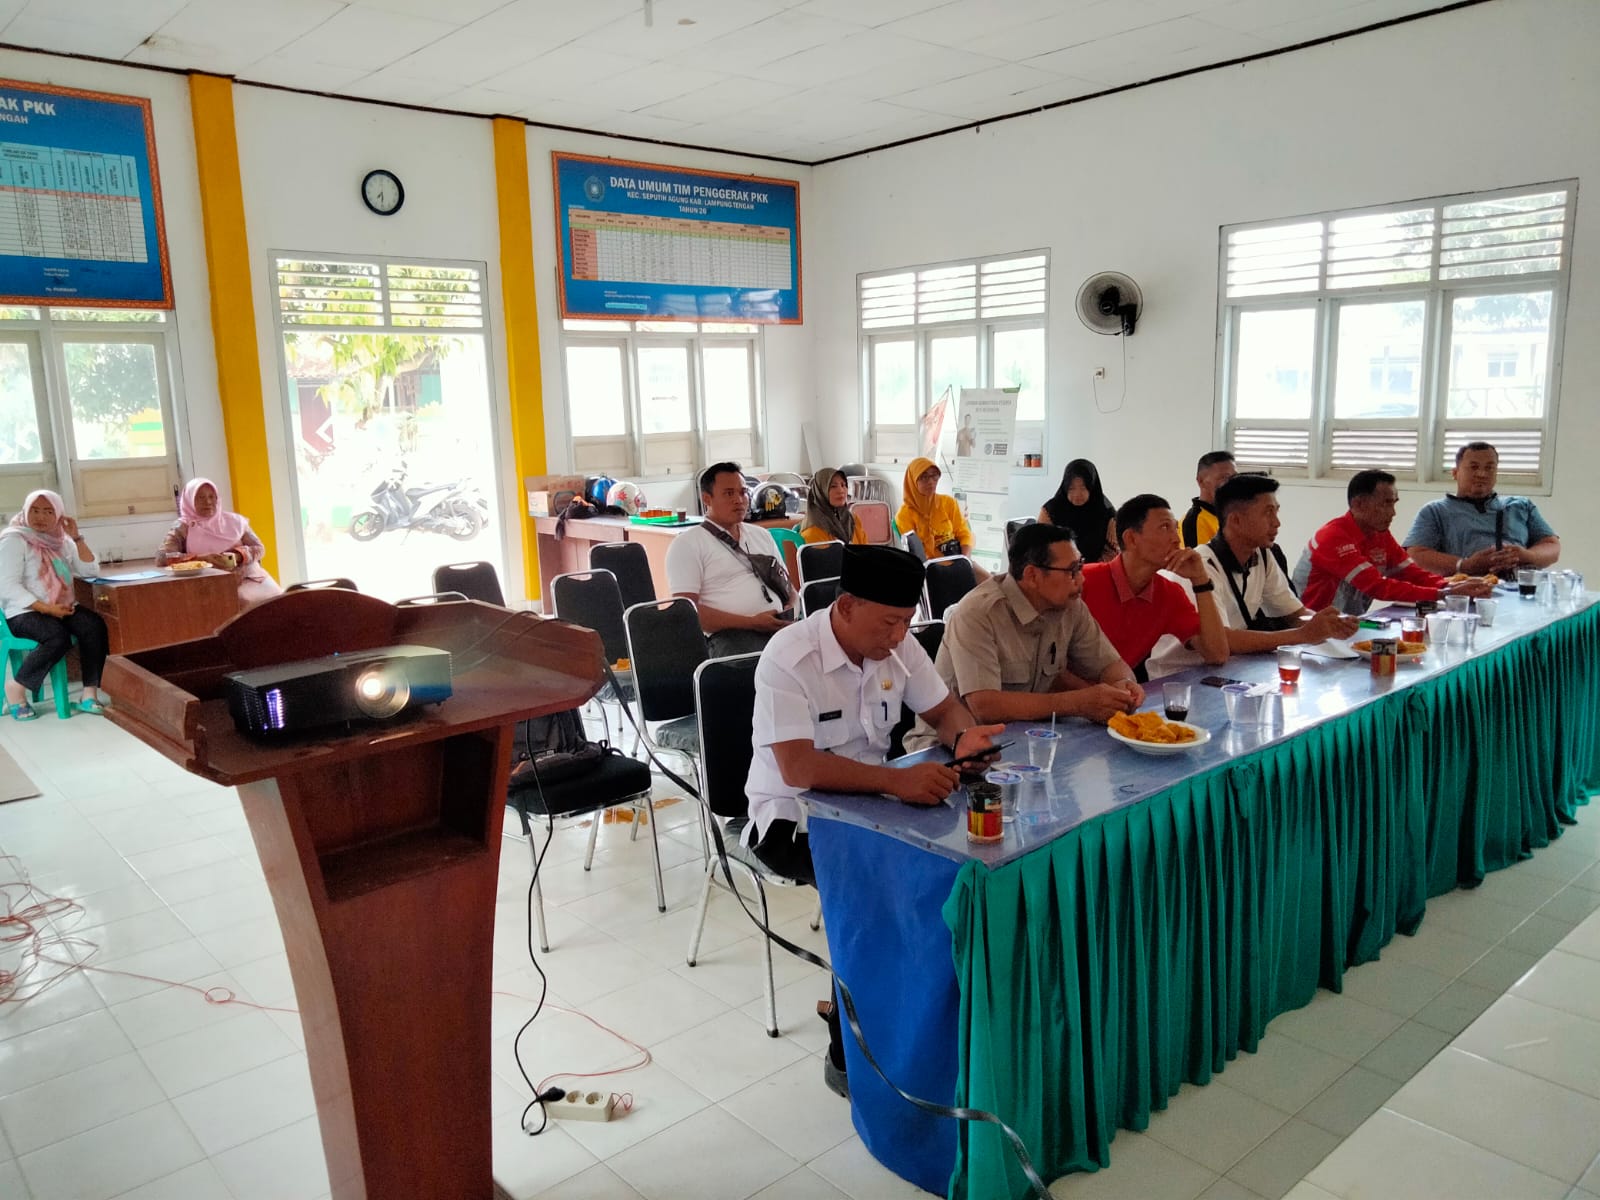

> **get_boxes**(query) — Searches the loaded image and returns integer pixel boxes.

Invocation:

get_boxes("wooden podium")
[103,590,604,1200]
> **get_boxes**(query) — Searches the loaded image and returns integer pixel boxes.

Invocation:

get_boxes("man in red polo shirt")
[1080,493,1230,677]
[1293,470,1494,613]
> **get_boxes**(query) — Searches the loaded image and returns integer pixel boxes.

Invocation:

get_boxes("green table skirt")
[944,605,1600,1199]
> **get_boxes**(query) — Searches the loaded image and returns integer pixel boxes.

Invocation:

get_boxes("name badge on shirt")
[819,710,842,721]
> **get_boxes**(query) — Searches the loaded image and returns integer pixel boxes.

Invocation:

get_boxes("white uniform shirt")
[1195,540,1302,630]
[746,608,949,838]
[665,521,783,618]
[0,533,98,619]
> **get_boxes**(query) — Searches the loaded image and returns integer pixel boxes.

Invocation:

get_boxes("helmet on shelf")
[606,481,646,515]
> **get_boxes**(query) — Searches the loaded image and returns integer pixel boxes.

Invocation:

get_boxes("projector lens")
[353,666,410,718]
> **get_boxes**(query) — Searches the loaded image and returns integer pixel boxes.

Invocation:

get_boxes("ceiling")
[0,0,1471,164]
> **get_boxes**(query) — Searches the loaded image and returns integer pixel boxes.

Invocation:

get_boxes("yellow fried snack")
[1484,574,1500,586]
[1109,710,1197,744]
[168,560,207,572]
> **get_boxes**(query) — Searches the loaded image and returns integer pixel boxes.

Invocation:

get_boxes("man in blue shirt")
[1404,442,1560,577]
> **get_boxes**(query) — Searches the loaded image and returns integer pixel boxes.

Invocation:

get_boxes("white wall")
[523,127,815,515]
[0,50,222,562]
[232,86,514,589]
[808,0,1600,569]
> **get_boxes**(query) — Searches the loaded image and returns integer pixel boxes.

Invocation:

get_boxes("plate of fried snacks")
[1107,710,1211,756]
[1351,639,1427,664]
[165,560,208,573]
[1446,573,1500,586]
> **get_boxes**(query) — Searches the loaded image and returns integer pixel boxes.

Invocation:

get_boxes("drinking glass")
[1518,567,1538,598]
[1474,597,1497,626]
[1162,682,1192,721]
[1444,594,1470,616]
[1025,728,1060,769]
[1276,646,1302,685]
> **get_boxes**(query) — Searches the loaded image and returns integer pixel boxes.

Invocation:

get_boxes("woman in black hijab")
[1039,458,1118,562]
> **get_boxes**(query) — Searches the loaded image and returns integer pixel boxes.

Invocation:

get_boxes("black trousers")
[753,820,845,1069]
[7,608,110,693]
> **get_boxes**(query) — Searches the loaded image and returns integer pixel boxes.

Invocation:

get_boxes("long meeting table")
[799,590,1600,1199]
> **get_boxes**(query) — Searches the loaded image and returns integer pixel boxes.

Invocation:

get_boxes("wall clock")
[361,169,404,216]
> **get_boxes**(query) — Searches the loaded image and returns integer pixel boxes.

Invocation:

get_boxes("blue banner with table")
[0,78,171,307]
[552,151,801,324]
[802,593,1600,1199]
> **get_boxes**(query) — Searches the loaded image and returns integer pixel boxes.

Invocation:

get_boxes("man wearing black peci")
[745,544,1003,1099]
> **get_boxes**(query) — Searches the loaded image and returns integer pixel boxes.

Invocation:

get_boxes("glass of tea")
[1161,682,1192,721]
[1276,646,1302,685]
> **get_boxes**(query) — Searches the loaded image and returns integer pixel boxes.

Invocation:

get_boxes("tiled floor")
[0,707,1596,1200]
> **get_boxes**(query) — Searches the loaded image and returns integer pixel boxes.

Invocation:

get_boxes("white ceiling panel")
[573,0,789,60]
[247,52,374,92]
[881,0,1090,49]
[3,14,150,60]
[348,0,517,25]
[342,64,464,105]
[14,0,186,30]
[759,27,950,87]
[666,10,867,73]
[1202,0,1367,35]
[887,62,1077,120]
[483,44,653,100]
[827,45,1012,102]
[430,84,537,117]
[637,75,804,125]
[133,0,345,73]
[0,0,1470,162]
[787,0,947,27]
[277,6,458,73]
[603,61,731,113]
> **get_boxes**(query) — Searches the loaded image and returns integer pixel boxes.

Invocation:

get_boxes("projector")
[225,644,452,738]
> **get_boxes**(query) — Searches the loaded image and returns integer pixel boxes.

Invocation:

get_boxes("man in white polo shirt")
[745,543,1003,1098]
[667,461,794,657]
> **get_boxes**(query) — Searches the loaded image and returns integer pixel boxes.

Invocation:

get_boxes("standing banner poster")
[949,388,1018,570]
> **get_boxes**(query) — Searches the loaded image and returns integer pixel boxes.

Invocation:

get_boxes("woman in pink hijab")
[0,489,110,718]
[156,479,282,609]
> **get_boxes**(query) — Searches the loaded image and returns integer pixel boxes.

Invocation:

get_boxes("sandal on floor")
[76,697,106,715]
[6,701,38,721]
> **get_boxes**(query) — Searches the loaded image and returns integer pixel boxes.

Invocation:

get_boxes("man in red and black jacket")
[1292,470,1494,614]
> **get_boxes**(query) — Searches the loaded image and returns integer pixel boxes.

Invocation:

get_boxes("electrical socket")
[549,1091,621,1122]
[1092,367,1106,380]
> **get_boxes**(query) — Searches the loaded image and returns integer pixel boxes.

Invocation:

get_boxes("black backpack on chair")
[509,708,615,789]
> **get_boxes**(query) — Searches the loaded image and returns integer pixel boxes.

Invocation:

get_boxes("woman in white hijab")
[0,490,110,718]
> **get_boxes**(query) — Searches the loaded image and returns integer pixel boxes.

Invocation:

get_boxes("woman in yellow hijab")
[897,457,975,559]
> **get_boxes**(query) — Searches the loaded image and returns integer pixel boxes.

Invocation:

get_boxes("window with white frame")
[1217,182,1575,488]
[0,305,182,518]
[860,252,1048,466]
[561,320,763,479]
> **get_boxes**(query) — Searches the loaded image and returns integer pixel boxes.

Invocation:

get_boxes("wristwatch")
[1191,581,1215,594]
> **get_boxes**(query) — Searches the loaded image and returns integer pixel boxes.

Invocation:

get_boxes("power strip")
[548,1091,621,1122]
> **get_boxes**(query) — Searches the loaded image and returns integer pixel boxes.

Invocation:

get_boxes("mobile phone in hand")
[1199,675,1243,688]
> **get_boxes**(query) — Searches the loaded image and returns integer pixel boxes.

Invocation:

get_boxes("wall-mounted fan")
[1076,272,1143,336]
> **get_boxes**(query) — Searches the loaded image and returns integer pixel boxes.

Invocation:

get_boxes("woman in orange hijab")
[896,457,975,560]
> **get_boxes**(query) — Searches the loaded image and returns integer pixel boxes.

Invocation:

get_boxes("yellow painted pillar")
[492,117,547,601]
[187,73,278,578]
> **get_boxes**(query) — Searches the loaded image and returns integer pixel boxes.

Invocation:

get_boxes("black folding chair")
[432,561,504,606]
[589,541,656,612]
[623,597,707,767]
[551,569,636,755]
[683,653,814,1036]
[796,540,845,589]
[1005,517,1037,549]
[507,751,660,952]
[903,531,927,561]
[286,577,358,592]
[889,621,945,758]
[924,555,977,620]
[800,577,840,617]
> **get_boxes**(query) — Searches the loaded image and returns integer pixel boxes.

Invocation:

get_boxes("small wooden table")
[74,559,241,655]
